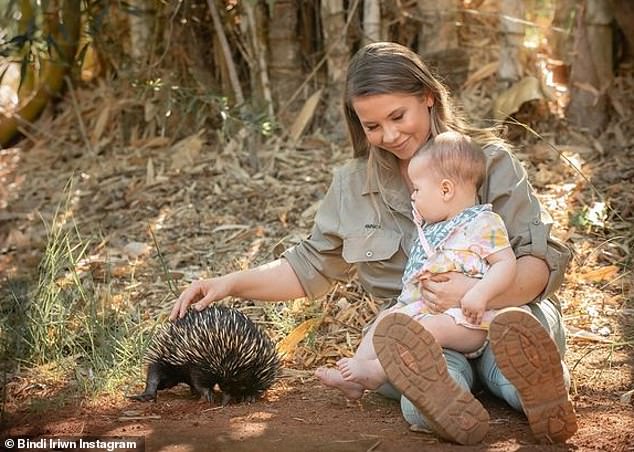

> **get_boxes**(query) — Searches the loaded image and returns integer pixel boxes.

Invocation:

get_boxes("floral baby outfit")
[395,203,512,330]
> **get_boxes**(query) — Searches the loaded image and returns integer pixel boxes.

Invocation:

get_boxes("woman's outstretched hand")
[169,277,232,321]
[420,272,477,313]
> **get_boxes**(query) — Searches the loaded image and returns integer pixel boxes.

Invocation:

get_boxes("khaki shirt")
[283,145,570,303]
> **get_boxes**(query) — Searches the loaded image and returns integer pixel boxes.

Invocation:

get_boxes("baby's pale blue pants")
[376,299,569,427]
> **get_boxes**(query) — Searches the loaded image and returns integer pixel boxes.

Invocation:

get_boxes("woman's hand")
[169,276,232,321]
[420,272,478,313]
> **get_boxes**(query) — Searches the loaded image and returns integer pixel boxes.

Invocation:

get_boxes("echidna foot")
[127,392,157,402]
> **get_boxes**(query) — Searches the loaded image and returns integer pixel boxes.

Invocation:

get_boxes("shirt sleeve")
[281,168,353,299]
[480,145,571,302]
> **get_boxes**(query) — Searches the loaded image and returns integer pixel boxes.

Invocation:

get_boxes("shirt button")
[532,218,540,225]
[366,251,373,257]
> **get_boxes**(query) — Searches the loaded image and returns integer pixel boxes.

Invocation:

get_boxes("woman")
[170,42,577,445]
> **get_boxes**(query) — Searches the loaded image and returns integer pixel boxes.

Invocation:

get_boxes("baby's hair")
[413,131,487,190]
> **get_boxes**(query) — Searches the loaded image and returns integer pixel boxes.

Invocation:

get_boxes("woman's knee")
[528,298,567,357]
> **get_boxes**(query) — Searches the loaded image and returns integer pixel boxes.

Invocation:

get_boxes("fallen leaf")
[493,76,544,120]
[462,61,499,89]
[620,389,633,405]
[289,89,322,143]
[170,131,204,171]
[567,325,614,344]
[146,157,155,186]
[278,318,322,357]
[123,241,151,259]
[5,228,30,249]
[581,265,619,282]
[91,102,110,145]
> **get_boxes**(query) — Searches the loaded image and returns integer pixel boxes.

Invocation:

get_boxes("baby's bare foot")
[337,357,387,390]
[315,367,364,400]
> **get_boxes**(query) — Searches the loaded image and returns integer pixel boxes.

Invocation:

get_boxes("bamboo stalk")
[244,1,274,118]
[0,0,81,146]
[498,0,525,84]
[206,0,245,106]
[363,0,381,43]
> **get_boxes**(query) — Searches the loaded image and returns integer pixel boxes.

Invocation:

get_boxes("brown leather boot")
[489,307,578,443]
[373,312,489,445]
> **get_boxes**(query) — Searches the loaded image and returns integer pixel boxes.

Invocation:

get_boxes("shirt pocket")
[342,229,402,263]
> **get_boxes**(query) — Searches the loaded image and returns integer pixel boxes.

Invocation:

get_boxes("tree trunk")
[498,0,525,86]
[549,0,576,64]
[0,0,81,147]
[363,0,381,44]
[416,0,468,91]
[128,0,152,70]
[244,0,274,118]
[417,0,459,52]
[267,0,303,123]
[321,0,350,132]
[566,0,613,134]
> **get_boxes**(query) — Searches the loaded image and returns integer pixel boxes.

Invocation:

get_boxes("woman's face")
[352,93,434,161]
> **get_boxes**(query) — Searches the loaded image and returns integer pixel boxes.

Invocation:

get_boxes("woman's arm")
[487,255,548,308]
[421,255,548,312]
[170,259,306,320]
[480,145,570,301]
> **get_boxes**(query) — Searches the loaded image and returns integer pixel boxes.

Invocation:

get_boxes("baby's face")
[407,155,448,224]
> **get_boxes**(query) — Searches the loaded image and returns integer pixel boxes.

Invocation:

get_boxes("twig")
[149,1,182,69]
[206,0,245,105]
[148,225,179,299]
[65,77,95,155]
[117,415,162,421]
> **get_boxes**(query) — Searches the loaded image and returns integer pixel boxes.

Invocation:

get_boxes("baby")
[317,131,518,397]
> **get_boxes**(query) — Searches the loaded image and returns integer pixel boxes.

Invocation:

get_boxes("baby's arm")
[461,247,517,325]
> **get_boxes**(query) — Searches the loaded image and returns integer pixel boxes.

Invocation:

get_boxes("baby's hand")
[460,289,488,326]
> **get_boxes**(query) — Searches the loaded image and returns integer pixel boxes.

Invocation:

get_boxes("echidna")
[130,305,280,404]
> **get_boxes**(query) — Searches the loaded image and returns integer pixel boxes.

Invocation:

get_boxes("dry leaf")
[170,131,204,171]
[289,89,322,143]
[91,103,110,145]
[140,136,171,149]
[5,228,31,249]
[123,241,151,259]
[581,265,619,282]
[146,157,155,186]
[493,76,544,120]
[567,325,613,344]
[620,389,633,406]
[463,61,499,89]
[277,318,322,357]
[573,81,600,96]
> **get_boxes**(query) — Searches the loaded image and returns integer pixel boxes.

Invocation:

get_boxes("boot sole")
[489,308,578,443]
[373,313,489,445]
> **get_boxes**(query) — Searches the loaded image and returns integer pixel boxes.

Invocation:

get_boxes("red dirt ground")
[3,366,633,452]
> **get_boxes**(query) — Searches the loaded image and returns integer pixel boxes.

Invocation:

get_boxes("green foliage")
[570,201,607,230]
[1,181,154,397]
